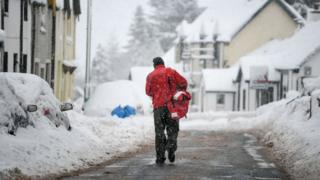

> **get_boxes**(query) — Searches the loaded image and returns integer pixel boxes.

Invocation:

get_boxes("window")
[200,34,206,40]
[4,0,9,13]
[200,51,207,55]
[13,53,18,72]
[35,62,39,75]
[20,54,27,73]
[200,59,206,68]
[3,52,8,72]
[243,89,246,110]
[46,63,51,83]
[217,94,225,105]
[40,67,45,79]
[23,0,28,21]
[304,66,312,76]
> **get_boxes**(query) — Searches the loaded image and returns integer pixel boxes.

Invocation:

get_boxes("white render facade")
[31,2,54,86]
[201,92,236,112]
[3,0,32,73]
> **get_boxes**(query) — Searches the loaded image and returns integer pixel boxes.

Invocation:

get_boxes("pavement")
[63,131,287,180]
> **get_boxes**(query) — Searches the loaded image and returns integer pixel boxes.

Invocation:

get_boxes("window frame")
[216,93,225,105]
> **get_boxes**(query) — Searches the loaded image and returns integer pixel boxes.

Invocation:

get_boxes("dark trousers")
[153,107,179,160]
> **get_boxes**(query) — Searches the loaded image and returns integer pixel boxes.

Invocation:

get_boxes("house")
[200,66,238,112]
[235,21,320,111]
[30,0,53,85]
[0,0,80,102]
[235,60,280,111]
[53,0,81,101]
[175,0,304,109]
[2,0,32,73]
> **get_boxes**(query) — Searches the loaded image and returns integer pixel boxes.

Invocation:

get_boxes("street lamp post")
[84,0,92,104]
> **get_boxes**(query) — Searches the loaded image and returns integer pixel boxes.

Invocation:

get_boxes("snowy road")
[62,130,287,180]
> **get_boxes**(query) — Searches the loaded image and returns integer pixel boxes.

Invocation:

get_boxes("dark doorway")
[256,87,274,107]
[3,52,8,72]
[20,54,27,73]
[13,53,18,72]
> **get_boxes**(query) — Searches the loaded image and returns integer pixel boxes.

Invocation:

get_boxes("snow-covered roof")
[239,56,281,81]
[63,60,78,68]
[31,0,47,5]
[180,0,303,43]
[30,0,74,9]
[202,66,238,92]
[239,21,320,79]
[130,66,153,90]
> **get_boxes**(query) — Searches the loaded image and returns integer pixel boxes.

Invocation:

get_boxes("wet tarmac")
[63,131,286,180]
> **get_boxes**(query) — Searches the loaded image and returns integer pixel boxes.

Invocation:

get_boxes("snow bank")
[0,111,154,177]
[253,93,320,179]
[182,77,320,179]
[84,80,152,116]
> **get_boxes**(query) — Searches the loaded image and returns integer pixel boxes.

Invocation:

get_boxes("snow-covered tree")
[92,44,109,85]
[126,6,164,66]
[92,36,123,85]
[149,0,203,52]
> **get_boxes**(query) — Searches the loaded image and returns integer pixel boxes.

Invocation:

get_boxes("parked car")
[0,73,73,135]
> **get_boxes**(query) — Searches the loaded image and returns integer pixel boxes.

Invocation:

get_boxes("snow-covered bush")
[0,73,70,135]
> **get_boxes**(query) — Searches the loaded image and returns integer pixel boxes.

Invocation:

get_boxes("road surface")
[63,131,287,180]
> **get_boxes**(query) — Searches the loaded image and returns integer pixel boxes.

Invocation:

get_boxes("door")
[256,87,274,107]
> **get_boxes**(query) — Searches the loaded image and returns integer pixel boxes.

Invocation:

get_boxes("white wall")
[203,92,234,112]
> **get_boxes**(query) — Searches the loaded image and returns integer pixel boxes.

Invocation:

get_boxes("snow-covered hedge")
[0,73,70,135]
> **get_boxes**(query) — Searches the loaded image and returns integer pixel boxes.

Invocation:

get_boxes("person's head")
[153,57,165,68]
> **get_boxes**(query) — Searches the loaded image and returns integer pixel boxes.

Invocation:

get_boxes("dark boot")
[168,150,175,163]
[156,157,166,165]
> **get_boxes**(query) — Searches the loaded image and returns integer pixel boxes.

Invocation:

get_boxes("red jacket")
[146,65,187,109]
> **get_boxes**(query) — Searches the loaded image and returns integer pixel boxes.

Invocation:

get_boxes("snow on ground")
[181,78,320,179]
[84,80,152,117]
[0,74,154,178]
[0,111,154,177]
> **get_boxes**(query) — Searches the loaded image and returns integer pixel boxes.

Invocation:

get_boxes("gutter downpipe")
[84,0,92,104]
[19,0,24,73]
